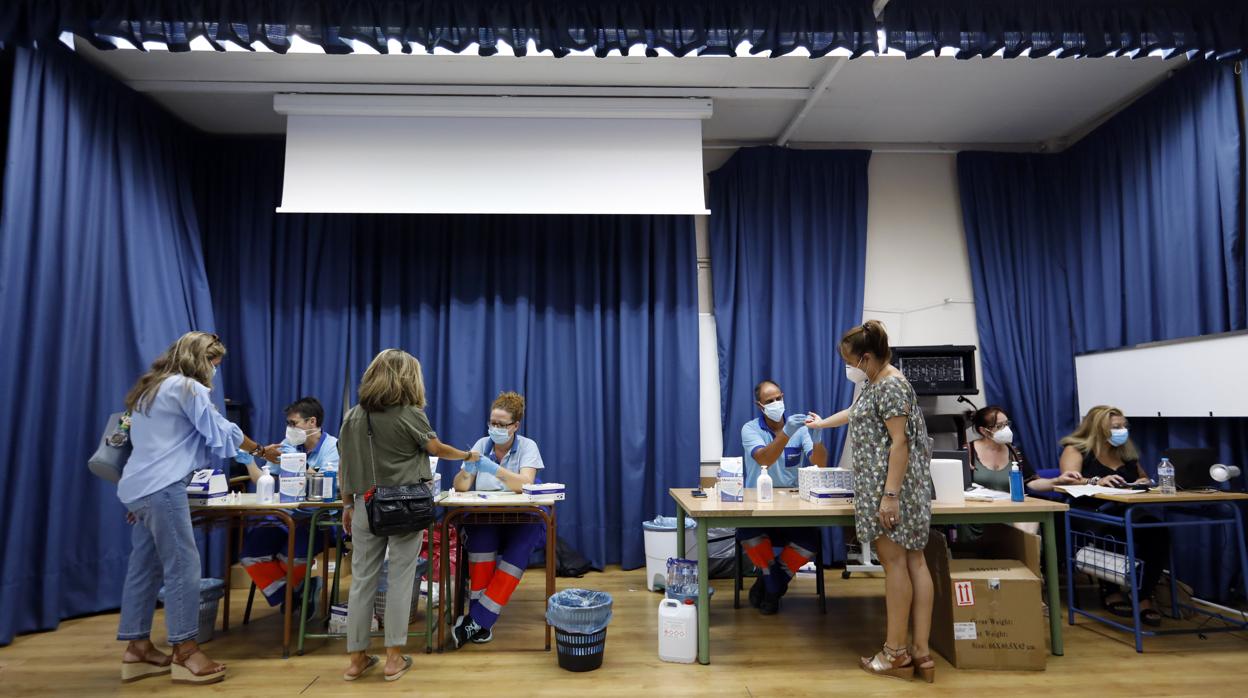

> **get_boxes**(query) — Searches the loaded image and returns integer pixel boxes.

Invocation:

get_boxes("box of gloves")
[718,457,744,502]
[187,467,229,505]
[522,483,565,500]
[799,466,854,501]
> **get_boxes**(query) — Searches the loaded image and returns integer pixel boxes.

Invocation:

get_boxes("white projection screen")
[273,95,712,215]
[1075,331,1248,418]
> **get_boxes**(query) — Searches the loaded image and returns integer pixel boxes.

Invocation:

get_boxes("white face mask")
[845,361,868,385]
[210,365,217,379]
[286,425,318,446]
[762,401,785,422]
[991,426,1014,445]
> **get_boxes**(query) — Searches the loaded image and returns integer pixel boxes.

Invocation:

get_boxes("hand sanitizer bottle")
[758,465,774,503]
[1009,461,1025,502]
[257,465,276,504]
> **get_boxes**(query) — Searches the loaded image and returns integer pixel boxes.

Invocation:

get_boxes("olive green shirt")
[338,404,436,499]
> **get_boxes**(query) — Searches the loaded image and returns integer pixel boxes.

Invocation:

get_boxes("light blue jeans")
[117,478,201,644]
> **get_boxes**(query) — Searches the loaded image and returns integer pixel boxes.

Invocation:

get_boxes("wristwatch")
[1090,477,1100,486]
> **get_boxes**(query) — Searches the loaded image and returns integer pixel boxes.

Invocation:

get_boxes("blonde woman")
[805,321,936,682]
[117,331,279,686]
[1060,406,1168,626]
[339,349,479,682]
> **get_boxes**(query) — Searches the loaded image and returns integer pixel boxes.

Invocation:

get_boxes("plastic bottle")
[1158,457,1176,495]
[757,464,774,503]
[1009,461,1025,502]
[257,465,276,504]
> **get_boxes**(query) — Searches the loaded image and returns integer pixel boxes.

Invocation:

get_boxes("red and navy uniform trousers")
[241,517,327,606]
[735,527,819,596]
[466,522,545,629]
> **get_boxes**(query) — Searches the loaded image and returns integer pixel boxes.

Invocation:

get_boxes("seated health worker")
[737,379,828,615]
[236,396,339,614]
[451,391,546,648]
[1059,404,1169,627]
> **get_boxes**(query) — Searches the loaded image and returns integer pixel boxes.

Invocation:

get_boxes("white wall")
[698,151,984,468]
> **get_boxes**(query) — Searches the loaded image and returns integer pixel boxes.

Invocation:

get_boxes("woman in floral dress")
[805,320,936,683]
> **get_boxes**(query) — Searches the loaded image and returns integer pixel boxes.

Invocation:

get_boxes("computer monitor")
[1164,448,1218,490]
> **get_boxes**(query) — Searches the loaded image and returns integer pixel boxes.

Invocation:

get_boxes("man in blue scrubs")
[737,379,828,614]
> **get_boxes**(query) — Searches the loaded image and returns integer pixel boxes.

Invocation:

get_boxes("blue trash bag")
[641,515,695,532]
[546,588,613,634]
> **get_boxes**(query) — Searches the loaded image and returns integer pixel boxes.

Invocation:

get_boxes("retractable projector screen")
[273,95,712,215]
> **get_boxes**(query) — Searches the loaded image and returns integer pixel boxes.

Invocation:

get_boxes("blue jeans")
[117,478,201,644]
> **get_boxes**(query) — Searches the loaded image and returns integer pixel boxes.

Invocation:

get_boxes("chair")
[732,534,827,613]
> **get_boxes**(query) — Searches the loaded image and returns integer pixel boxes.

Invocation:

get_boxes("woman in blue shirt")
[450,391,546,648]
[117,332,278,686]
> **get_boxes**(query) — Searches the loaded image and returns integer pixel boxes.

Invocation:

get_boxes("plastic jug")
[657,598,697,664]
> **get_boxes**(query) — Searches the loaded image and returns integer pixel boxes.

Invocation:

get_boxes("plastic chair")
[732,534,827,613]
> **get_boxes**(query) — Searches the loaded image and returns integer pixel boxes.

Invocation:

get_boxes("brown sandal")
[171,649,226,685]
[859,644,914,680]
[910,649,936,683]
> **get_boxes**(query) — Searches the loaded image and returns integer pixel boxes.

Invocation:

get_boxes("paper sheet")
[1055,485,1148,498]
[963,484,1013,501]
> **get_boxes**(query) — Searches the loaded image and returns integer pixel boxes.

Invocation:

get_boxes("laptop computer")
[1164,448,1218,490]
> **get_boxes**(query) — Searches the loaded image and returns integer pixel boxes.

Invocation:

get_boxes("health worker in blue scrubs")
[737,379,828,615]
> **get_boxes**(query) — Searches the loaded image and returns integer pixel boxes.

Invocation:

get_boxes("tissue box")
[809,487,853,506]
[187,468,229,505]
[522,483,565,500]
[799,466,854,501]
[718,457,744,502]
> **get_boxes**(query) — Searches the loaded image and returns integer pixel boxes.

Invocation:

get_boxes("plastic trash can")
[642,516,696,592]
[157,578,225,643]
[546,589,613,672]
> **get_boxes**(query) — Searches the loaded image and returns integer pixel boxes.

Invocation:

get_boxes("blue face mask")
[1108,428,1129,447]
[489,426,512,445]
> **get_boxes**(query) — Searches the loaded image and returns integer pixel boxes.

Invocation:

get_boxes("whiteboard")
[1075,331,1248,418]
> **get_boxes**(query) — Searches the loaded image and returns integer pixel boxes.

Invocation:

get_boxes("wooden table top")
[669,488,1067,518]
[189,493,343,511]
[1082,489,1248,504]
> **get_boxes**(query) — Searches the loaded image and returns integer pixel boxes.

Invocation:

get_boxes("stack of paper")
[1055,485,1148,498]
[963,485,1013,502]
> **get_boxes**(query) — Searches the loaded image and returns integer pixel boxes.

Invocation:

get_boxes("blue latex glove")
[461,461,479,475]
[234,449,254,465]
[475,457,501,477]
[807,421,823,444]
[783,413,807,438]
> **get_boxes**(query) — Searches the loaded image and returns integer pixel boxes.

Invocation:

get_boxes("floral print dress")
[849,374,933,550]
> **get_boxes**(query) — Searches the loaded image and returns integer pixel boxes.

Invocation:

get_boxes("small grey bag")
[88,411,132,483]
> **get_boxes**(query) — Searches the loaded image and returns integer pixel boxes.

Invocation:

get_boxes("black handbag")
[87,411,132,483]
[363,412,435,537]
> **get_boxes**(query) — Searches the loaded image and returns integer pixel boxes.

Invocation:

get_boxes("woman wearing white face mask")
[804,321,936,682]
[450,391,545,648]
[967,406,1078,495]
[239,397,340,615]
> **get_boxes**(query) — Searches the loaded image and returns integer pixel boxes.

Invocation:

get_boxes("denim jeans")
[116,478,201,644]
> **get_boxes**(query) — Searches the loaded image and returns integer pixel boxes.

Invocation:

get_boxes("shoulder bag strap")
[366,411,379,489]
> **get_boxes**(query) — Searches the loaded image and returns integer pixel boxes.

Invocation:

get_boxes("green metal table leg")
[425,522,435,653]
[696,518,710,665]
[1042,512,1064,656]
[675,502,686,557]
[296,508,322,656]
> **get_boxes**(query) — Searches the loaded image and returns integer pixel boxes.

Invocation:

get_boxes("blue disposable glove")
[807,421,823,444]
[234,449,255,465]
[475,457,501,477]
[783,413,807,438]
[461,461,479,476]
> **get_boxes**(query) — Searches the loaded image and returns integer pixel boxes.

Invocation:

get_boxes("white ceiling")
[76,39,1182,153]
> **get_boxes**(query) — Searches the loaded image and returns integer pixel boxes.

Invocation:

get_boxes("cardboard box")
[925,529,1046,671]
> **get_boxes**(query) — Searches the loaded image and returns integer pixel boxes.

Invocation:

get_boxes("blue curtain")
[196,139,701,570]
[0,1,879,57]
[0,47,219,645]
[709,146,871,563]
[884,0,1248,60]
[959,61,1247,599]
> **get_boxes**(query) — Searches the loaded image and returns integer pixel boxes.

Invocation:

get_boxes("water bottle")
[758,465,774,503]
[1158,458,1176,495]
[1009,461,1025,502]
[257,465,276,504]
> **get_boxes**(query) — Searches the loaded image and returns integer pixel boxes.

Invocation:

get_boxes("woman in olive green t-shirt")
[339,349,479,683]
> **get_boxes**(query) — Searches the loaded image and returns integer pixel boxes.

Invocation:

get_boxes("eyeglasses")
[488,421,516,429]
[991,421,1012,431]
[758,394,784,406]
